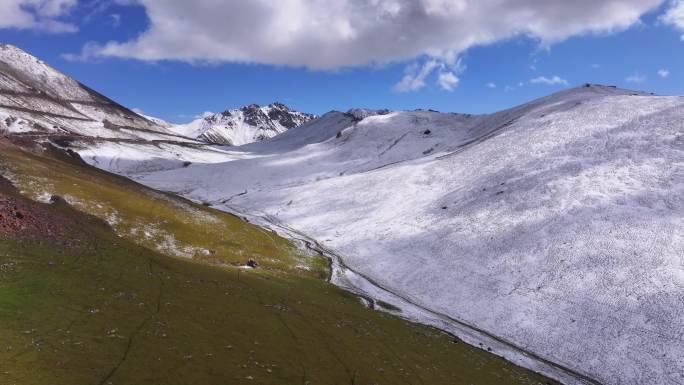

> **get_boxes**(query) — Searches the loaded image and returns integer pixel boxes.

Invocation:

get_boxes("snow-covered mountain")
[169,103,316,145]
[75,84,684,385]
[0,44,192,142]
[4,43,683,385]
[0,44,314,147]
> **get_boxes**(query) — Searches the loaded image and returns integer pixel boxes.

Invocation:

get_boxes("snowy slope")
[169,103,316,145]
[0,44,193,142]
[87,85,684,385]
[136,112,174,129]
[75,140,246,175]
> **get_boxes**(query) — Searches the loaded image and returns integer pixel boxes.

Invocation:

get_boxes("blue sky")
[0,1,683,123]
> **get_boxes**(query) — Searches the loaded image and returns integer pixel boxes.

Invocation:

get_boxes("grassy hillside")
[0,138,327,277]
[0,138,557,385]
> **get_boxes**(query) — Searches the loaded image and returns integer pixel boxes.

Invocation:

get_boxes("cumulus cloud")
[658,68,670,77]
[486,82,497,88]
[393,60,440,92]
[530,76,569,86]
[437,71,459,91]
[662,0,684,39]
[0,0,77,33]
[393,57,463,92]
[75,0,663,69]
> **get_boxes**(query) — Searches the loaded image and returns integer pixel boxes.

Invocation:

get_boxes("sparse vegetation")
[0,139,557,385]
[0,141,323,277]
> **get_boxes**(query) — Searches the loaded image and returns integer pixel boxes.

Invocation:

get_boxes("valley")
[0,45,561,385]
[78,86,684,385]
[1,43,683,385]
[0,138,557,385]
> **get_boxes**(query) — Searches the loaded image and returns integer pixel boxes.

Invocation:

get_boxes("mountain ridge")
[0,44,189,141]
[0,44,316,146]
[168,101,316,146]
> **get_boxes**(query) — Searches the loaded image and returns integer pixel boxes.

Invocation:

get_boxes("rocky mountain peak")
[241,103,261,112]
[170,102,317,146]
[270,102,290,111]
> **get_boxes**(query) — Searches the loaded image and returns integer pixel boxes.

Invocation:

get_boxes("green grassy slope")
[0,139,327,277]
[0,139,557,385]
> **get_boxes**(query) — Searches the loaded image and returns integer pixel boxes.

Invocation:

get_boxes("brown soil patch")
[0,176,85,248]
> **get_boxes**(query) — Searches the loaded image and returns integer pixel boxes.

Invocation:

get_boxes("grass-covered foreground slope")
[0,139,557,385]
[0,138,327,277]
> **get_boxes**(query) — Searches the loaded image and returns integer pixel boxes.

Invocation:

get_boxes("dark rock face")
[198,131,233,145]
[268,106,299,129]
[241,104,271,128]
[238,102,316,130]
[346,108,391,123]
[246,259,259,268]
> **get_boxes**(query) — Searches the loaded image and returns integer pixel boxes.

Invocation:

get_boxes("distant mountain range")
[167,102,316,145]
[0,43,314,146]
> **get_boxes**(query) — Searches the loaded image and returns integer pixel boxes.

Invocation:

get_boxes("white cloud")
[0,0,77,33]
[662,0,684,39]
[626,73,646,83]
[74,0,663,69]
[658,68,670,78]
[393,57,464,92]
[530,76,569,86]
[437,71,459,91]
[393,60,440,92]
[486,82,497,88]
